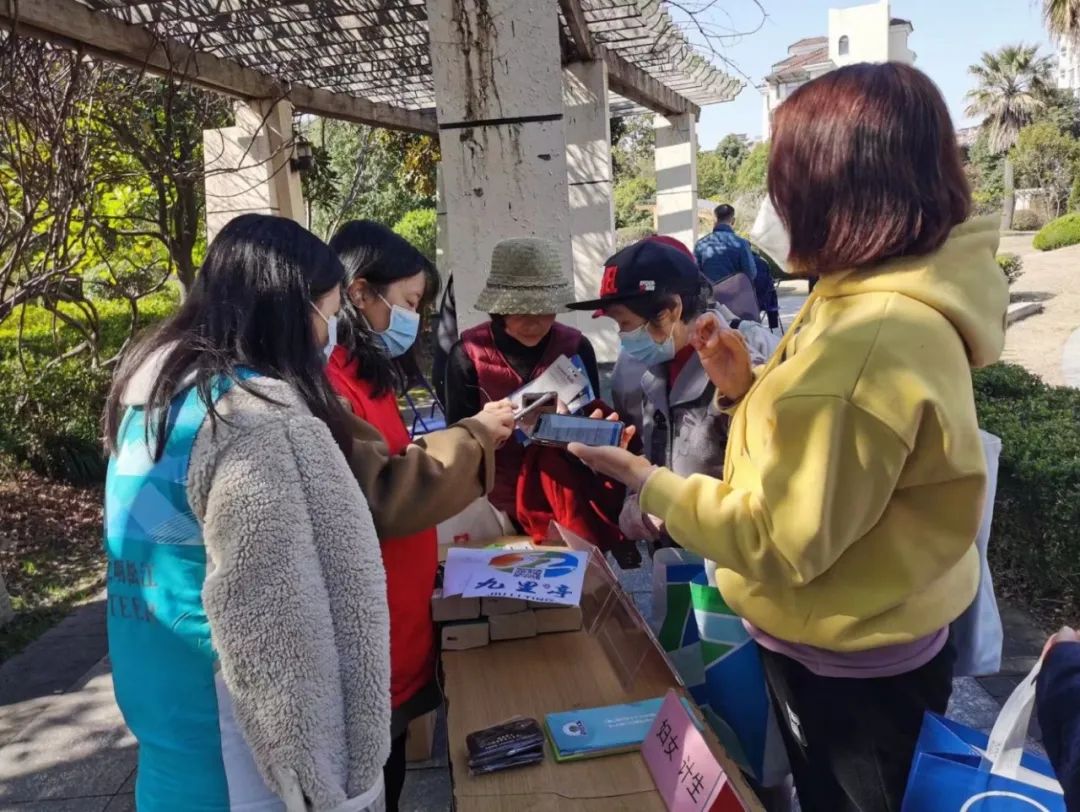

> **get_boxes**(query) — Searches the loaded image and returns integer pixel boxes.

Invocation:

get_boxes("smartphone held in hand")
[530,413,624,449]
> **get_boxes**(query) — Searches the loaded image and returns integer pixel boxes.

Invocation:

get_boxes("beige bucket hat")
[474,237,574,315]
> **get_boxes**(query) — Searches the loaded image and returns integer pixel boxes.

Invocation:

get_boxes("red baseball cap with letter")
[566,236,701,318]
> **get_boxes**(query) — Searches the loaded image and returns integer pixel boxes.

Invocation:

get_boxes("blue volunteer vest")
[105,374,252,811]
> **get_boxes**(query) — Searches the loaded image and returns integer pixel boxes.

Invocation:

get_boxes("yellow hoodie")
[641,217,1009,652]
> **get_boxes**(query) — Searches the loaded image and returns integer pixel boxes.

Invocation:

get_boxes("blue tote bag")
[903,662,1064,811]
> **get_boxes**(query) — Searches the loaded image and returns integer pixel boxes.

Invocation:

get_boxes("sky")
[694,0,1052,148]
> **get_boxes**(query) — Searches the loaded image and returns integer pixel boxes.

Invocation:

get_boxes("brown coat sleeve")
[342,410,497,539]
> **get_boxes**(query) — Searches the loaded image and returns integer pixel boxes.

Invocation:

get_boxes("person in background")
[570,63,1008,810]
[103,214,390,811]
[694,203,758,285]
[1037,627,1080,809]
[444,237,600,524]
[568,237,778,547]
[326,220,513,811]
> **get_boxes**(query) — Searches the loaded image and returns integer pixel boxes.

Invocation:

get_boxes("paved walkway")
[998,234,1080,387]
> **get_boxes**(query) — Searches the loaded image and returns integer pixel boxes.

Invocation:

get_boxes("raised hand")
[690,312,754,401]
[474,399,515,447]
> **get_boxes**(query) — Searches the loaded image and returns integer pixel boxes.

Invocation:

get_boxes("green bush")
[974,363,1080,623]
[1010,209,1044,232]
[0,291,178,483]
[615,224,655,250]
[392,208,437,262]
[1032,211,1080,250]
[996,253,1024,285]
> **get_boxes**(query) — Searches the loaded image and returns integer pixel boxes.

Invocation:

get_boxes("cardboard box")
[488,609,538,641]
[404,709,438,762]
[535,604,583,634]
[442,619,490,651]
[431,589,480,623]
[481,597,526,616]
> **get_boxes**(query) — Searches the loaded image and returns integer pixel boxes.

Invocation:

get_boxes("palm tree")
[1044,0,1080,45]
[966,44,1054,229]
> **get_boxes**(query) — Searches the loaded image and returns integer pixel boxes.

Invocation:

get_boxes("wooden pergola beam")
[601,46,697,117]
[558,0,595,61]
[2,0,437,134]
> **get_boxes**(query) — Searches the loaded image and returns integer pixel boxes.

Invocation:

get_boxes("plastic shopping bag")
[902,661,1064,811]
[950,430,1004,677]
[435,497,515,548]
[650,549,789,787]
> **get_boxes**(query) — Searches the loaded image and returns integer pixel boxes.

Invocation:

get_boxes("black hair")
[714,203,735,222]
[104,213,351,459]
[623,278,711,325]
[329,220,440,398]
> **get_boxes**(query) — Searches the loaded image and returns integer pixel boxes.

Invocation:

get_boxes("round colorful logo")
[488,551,580,579]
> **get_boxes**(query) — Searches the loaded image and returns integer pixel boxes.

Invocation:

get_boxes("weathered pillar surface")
[435,163,449,285]
[203,100,305,244]
[654,112,699,251]
[427,0,572,331]
[563,60,617,363]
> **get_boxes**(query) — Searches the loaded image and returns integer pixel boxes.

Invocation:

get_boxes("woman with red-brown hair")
[571,63,1009,810]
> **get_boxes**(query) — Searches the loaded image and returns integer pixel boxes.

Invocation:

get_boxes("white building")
[1055,38,1080,95]
[761,0,915,137]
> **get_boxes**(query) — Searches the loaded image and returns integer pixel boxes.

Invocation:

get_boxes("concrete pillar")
[203,99,305,243]
[427,0,572,331]
[435,163,449,285]
[563,60,617,362]
[654,112,699,250]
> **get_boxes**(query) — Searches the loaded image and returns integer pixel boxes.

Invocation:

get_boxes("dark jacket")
[1037,641,1080,809]
[448,320,593,518]
[694,223,757,285]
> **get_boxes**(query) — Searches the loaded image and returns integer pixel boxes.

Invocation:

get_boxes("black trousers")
[383,731,408,812]
[759,642,954,812]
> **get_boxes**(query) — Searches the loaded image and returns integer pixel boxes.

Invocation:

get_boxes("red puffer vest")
[460,320,582,518]
[325,347,435,710]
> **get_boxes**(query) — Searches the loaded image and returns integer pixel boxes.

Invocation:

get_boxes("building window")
[839,35,850,56]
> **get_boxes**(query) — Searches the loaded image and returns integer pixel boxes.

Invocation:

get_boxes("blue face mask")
[373,295,420,358]
[619,323,675,366]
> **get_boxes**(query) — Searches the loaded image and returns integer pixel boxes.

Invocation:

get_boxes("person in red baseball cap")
[567,238,777,546]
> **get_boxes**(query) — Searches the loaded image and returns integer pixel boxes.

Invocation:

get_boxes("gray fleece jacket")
[122,357,391,811]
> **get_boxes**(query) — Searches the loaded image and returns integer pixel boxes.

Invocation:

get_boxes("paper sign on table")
[443,548,503,597]
[460,548,587,607]
[642,690,745,811]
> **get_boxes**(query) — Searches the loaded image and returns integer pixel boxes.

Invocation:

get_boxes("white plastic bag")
[950,430,1004,678]
[435,497,515,548]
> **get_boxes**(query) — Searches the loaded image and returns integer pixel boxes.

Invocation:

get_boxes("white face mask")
[310,302,338,359]
[750,196,791,274]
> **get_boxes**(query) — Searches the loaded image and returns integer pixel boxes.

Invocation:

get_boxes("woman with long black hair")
[103,214,390,811]
[326,220,512,810]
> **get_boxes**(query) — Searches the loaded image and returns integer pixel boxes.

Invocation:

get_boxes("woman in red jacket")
[326,220,502,811]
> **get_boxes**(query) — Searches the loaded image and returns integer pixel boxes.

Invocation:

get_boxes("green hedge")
[974,363,1080,622]
[1010,210,1044,232]
[0,293,178,484]
[1033,212,1080,251]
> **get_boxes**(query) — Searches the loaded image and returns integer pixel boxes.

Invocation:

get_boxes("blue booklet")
[545,697,692,761]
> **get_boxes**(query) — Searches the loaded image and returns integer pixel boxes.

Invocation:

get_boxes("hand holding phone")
[530,413,625,448]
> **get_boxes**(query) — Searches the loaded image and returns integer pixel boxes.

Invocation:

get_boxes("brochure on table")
[443,546,587,607]
[545,696,700,762]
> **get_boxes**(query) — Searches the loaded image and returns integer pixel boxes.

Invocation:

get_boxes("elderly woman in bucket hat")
[444,237,601,524]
